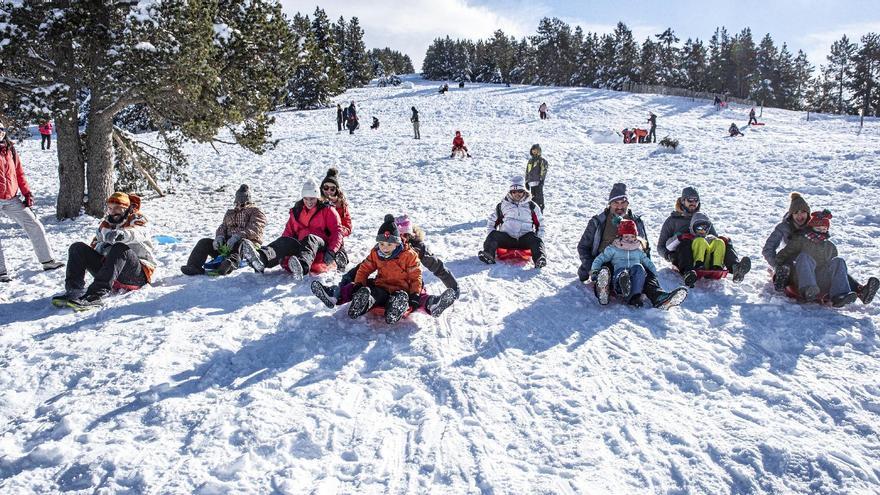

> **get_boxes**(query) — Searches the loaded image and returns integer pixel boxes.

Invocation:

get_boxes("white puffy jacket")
[486,192,544,239]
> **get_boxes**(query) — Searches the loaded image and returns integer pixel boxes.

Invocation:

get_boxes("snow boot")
[832,291,858,308]
[385,290,410,324]
[0,272,10,283]
[180,265,205,276]
[334,250,349,272]
[311,280,337,309]
[67,291,107,311]
[478,250,496,265]
[732,256,751,282]
[348,286,373,319]
[628,294,644,308]
[285,256,304,281]
[653,287,688,310]
[683,270,698,288]
[595,266,611,305]
[240,239,265,273]
[535,257,547,269]
[42,260,64,271]
[215,258,236,276]
[858,277,879,305]
[51,289,85,308]
[427,288,457,317]
[773,265,791,291]
[801,285,820,301]
[617,270,632,300]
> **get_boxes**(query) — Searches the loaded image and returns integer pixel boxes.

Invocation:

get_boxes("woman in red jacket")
[320,167,352,268]
[38,120,53,150]
[0,128,63,282]
[241,178,347,280]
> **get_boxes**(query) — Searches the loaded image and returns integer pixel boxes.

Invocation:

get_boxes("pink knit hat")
[395,215,412,235]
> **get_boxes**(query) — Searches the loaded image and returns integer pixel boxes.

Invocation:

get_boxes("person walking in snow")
[52,192,156,309]
[478,176,546,268]
[577,183,687,309]
[346,214,423,324]
[728,123,744,137]
[656,186,751,288]
[450,130,471,158]
[240,178,346,279]
[539,102,548,120]
[336,104,343,132]
[774,210,870,307]
[38,119,53,150]
[180,185,267,276]
[763,192,878,304]
[748,108,758,126]
[410,106,420,139]
[312,214,459,317]
[525,143,548,212]
[0,128,64,282]
[346,101,359,134]
[589,219,659,307]
[647,112,657,143]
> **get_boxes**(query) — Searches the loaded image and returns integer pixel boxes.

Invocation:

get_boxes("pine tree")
[827,35,857,113]
[310,7,345,95]
[573,32,600,87]
[752,34,779,105]
[609,22,639,90]
[655,28,681,86]
[638,38,660,85]
[791,50,814,110]
[680,38,708,91]
[343,17,372,87]
[847,33,880,116]
[731,28,757,98]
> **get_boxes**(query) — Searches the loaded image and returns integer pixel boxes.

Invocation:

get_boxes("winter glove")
[678,233,695,241]
[323,250,336,265]
[94,242,111,256]
[213,235,225,251]
[22,193,34,208]
[225,235,241,250]
[103,229,126,244]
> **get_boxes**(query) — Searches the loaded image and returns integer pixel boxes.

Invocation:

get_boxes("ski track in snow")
[2,76,880,494]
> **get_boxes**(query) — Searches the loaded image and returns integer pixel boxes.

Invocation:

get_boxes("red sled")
[695,268,728,280]
[783,284,830,304]
[369,306,413,318]
[750,122,765,126]
[497,248,532,261]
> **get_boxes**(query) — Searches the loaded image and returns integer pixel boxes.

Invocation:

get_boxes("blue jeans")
[795,253,850,297]
[614,264,646,298]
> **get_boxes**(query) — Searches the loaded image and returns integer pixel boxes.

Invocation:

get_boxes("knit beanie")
[235,184,251,205]
[617,219,638,236]
[107,192,131,208]
[807,209,832,229]
[395,214,412,235]
[788,192,810,215]
[376,214,401,244]
[681,186,700,201]
[510,175,526,192]
[321,168,340,189]
[301,178,320,198]
[608,183,627,203]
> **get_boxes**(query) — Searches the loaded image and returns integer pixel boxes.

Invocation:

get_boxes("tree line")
[0,2,410,220]
[422,20,880,116]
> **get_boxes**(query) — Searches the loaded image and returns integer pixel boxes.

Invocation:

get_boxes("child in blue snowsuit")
[589,219,658,307]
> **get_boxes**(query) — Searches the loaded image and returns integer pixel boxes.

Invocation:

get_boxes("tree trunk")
[85,93,116,217]
[55,103,85,220]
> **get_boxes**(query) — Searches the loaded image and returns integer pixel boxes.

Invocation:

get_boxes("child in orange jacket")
[349,214,422,324]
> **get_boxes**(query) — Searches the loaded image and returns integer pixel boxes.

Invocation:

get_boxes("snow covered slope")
[2,76,880,494]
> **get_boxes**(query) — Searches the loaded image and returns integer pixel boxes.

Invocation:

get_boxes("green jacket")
[775,233,838,269]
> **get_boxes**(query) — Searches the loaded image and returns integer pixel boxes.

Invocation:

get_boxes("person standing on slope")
[38,119,53,150]
[748,108,758,126]
[647,112,657,143]
[539,102,548,120]
[410,106,420,139]
[525,143,548,212]
[336,104,343,133]
[0,128,64,282]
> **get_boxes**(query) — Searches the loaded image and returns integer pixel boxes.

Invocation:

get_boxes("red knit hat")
[807,209,832,229]
[617,219,638,236]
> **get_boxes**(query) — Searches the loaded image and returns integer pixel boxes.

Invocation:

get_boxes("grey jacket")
[656,204,717,261]
[762,214,803,268]
[577,209,649,281]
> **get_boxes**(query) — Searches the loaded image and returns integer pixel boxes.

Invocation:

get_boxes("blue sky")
[281,0,880,71]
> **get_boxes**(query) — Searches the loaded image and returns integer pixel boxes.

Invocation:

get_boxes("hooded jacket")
[577,208,649,281]
[0,143,30,200]
[281,200,343,253]
[487,190,544,239]
[355,244,422,295]
[525,144,548,187]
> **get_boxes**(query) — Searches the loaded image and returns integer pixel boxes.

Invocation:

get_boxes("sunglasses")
[322,186,337,193]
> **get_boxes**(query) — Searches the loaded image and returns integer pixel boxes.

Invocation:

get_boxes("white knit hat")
[301,178,320,198]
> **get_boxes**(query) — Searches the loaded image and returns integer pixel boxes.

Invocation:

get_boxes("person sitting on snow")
[347,214,423,324]
[451,130,471,158]
[370,117,379,129]
[180,184,266,276]
[589,219,659,307]
[478,175,546,268]
[622,128,634,144]
[765,193,878,304]
[774,210,873,307]
[577,182,687,309]
[312,214,459,317]
[240,178,346,279]
[656,186,751,288]
[53,192,157,309]
[439,83,449,94]
[729,123,743,137]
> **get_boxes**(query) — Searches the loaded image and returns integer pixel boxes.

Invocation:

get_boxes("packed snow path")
[2,77,880,494]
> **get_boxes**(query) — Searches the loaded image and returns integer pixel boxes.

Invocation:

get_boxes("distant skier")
[410,106,420,139]
[336,104,343,132]
[748,108,758,126]
[539,102,548,120]
[450,130,471,158]
[370,117,379,130]
[647,112,657,143]
[525,143,548,212]
[728,123,743,137]
[38,119,52,150]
